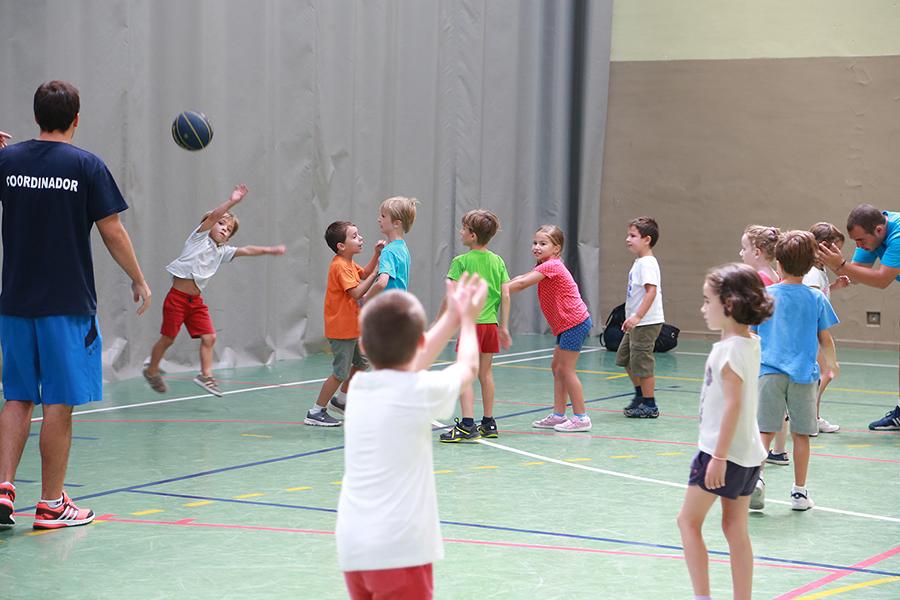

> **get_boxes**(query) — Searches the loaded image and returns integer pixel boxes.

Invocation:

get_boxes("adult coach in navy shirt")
[819,204,900,431]
[0,81,151,530]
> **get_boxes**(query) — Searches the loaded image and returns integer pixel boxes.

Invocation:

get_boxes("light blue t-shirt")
[757,283,839,384]
[378,239,410,291]
[851,210,900,283]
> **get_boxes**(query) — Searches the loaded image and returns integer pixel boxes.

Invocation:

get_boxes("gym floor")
[1,336,897,599]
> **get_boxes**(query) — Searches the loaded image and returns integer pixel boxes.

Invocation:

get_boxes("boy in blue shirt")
[752,230,838,512]
[364,196,418,301]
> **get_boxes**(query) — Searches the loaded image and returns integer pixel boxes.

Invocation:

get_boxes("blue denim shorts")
[0,315,102,406]
[556,316,592,352]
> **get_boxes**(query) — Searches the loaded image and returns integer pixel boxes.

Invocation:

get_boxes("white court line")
[675,351,896,369]
[430,420,900,524]
[29,345,571,423]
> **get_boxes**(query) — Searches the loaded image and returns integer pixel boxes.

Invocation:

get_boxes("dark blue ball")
[172,111,213,151]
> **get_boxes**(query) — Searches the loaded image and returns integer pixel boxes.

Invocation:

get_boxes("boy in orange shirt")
[306,221,384,426]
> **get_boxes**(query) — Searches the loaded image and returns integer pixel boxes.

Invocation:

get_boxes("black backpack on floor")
[599,303,680,353]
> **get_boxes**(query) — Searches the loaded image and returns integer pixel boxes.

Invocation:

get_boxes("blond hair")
[743,225,779,261]
[380,196,419,233]
[200,211,239,239]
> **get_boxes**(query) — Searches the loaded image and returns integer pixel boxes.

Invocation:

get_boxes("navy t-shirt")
[0,139,128,316]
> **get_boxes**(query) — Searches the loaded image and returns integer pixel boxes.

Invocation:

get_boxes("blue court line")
[661,387,892,409]
[28,433,98,441]
[13,478,84,488]
[124,488,900,578]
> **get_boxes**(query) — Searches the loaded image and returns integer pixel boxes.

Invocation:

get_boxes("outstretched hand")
[270,244,286,255]
[0,131,10,149]
[231,184,249,204]
[817,241,845,272]
[447,272,488,323]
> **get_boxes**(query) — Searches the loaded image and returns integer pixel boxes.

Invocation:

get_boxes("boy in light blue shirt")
[364,196,418,300]
[752,230,838,513]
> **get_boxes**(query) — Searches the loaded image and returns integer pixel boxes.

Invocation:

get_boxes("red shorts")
[455,323,499,354]
[160,287,215,339]
[344,564,433,600]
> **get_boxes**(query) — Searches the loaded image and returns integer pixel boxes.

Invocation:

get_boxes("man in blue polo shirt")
[0,81,151,530]
[819,204,900,430]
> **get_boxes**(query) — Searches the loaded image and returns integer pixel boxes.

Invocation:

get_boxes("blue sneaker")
[869,406,900,431]
[625,403,659,419]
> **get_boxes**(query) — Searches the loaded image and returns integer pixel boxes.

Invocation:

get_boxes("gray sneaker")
[750,478,765,510]
[193,375,223,397]
[143,368,167,394]
[328,396,346,418]
[304,409,342,427]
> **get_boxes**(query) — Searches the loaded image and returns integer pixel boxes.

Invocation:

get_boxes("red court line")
[88,514,836,574]
[774,545,900,599]
[497,399,699,419]
[73,418,308,425]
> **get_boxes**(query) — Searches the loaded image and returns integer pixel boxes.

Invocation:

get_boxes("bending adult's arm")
[96,213,152,315]
[818,242,900,289]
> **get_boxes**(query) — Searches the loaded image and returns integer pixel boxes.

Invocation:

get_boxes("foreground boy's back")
[336,274,486,599]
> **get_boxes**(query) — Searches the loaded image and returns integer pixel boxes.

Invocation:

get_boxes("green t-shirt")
[447,249,510,324]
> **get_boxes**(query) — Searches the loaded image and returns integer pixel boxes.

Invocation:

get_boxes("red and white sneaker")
[33,491,94,530]
[0,482,15,529]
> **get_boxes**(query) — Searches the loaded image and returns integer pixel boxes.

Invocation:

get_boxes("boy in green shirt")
[437,210,511,441]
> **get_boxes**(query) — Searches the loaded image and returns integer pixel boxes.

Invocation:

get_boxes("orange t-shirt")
[324,255,365,339]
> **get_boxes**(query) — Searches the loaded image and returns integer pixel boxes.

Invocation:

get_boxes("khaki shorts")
[614,323,662,378]
[329,338,368,381]
[757,374,817,435]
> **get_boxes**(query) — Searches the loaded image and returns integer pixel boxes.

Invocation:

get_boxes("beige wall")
[602,4,900,347]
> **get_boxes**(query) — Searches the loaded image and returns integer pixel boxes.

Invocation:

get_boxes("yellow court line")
[183,501,213,507]
[473,465,498,470]
[797,576,900,599]
[845,444,872,449]
[284,486,312,492]
[330,481,342,485]
[433,470,453,475]
[131,509,164,516]
[232,493,264,499]
[523,461,545,466]
[563,458,592,463]
[605,374,630,380]
[241,433,272,439]
[609,455,638,459]
[495,363,895,394]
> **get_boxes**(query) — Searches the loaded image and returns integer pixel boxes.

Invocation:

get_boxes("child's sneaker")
[766,451,790,466]
[816,417,840,434]
[868,406,900,431]
[478,419,499,439]
[304,409,342,427]
[439,419,480,442]
[328,396,346,417]
[193,374,223,397]
[33,491,94,530]
[0,482,15,529]
[624,403,659,418]
[623,396,642,414]
[143,368,167,394]
[790,488,814,511]
[532,413,568,429]
[553,416,592,432]
[749,478,765,510]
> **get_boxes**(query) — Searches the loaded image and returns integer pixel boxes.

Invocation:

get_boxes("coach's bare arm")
[96,213,152,315]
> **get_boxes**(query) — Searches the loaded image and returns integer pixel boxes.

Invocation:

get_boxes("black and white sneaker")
[304,409,342,427]
[328,396,346,418]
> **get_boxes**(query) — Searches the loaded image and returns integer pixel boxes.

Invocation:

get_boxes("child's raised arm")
[199,184,248,233]
[233,244,286,258]
[361,240,386,278]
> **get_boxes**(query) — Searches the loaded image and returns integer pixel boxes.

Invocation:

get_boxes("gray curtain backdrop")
[0,0,611,380]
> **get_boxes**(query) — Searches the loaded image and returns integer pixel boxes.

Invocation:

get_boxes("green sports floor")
[1,336,897,599]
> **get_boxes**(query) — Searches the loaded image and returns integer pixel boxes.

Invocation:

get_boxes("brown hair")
[846,203,886,234]
[200,211,239,239]
[360,291,426,369]
[629,216,659,247]
[380,196,419,233]
[34,80,80,133]
[743,225,780,261]
[462,209,500,246]
[706,263,774,326]
[535,224,564,254]
[325,221,353,254]
[809,222,845,246]
[775,230,817,276]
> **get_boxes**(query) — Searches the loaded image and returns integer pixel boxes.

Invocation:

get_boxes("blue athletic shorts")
[0,315,103,406]
[556,316,592,352]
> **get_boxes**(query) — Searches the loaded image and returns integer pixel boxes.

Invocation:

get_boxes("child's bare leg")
[676,486,717,598]
[721,495,754,600]
[478,353,495,418]
[772,416,788,454]
[551,354,568,414]
[459,384,476,420]
[315,375,343,408]
[791,433,810,487]
[147,335,175,375]
[554,347,585,413]
[199,333,216,377]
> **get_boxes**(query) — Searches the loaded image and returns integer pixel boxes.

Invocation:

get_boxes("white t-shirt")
[336,368,460,571]
[698,335,768,467]
[802,266,830,299]
[625,255,664,325]
[165,226,237,291]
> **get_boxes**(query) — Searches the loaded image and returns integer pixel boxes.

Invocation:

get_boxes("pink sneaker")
[33,491,94,530]
[554,416,592,432]
[0,482,15,529]
[532,413,569,429]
